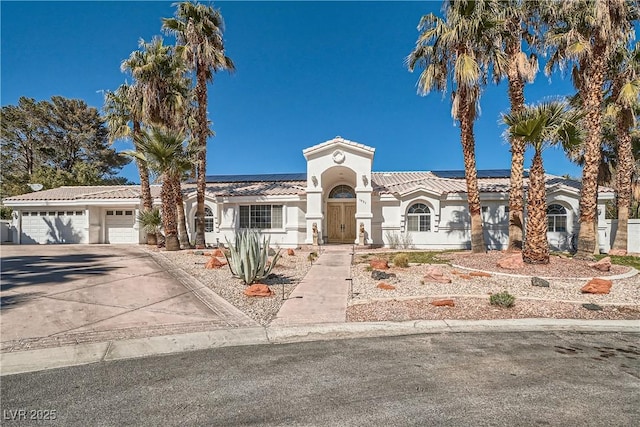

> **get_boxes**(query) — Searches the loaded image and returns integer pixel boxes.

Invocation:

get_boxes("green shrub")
[490,291,515,308]
[307,252,318,262]
[393,253,409,268]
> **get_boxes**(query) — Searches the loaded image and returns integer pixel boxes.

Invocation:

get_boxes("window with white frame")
[407,203,431,232]
[239,205,283,229]
[547,204,567,232]
[195,206,215,232]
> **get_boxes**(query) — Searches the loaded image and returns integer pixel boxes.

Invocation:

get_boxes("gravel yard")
[348,250,640,322]
[150,247,313,326]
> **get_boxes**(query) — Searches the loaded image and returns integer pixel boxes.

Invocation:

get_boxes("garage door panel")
[105,210,136,244]
[21,211,86,244]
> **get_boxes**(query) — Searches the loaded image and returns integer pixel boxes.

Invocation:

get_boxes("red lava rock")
[377,282,396,290]
[608,249,627,256]
[205,257,227,269]
[581,278,612,294]
[470,271,492,278]
[202,252,211,257]
[211,249,224,257]
[496,253,524,270]
[287,248,295,256]
[244,284,273,297]
[370,259,390,270]
[430,299,455,307]
[458,274,472,280]
[423,267,452,283]
[588,257,612,272]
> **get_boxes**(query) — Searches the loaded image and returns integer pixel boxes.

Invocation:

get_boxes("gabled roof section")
[4,185,162,202]
[302,136,375,159]
[371,171,613,197]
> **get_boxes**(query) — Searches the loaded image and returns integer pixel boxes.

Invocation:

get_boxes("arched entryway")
[326,185,356,243]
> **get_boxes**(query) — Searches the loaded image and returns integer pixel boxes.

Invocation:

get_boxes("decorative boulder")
[205,257,227,269]
[244,284,273,297]
[531,277,550,287]
[588,257,612,272]
[423,267,451,284]
[430,299,455,307]
[608,249,627,256]
[370,259,390,270]
[287,248,295,256]
[582,303,603,311]
[371,270,396,281]
[211,248,224,257]
[581,278,612,294]
[377,282,396,290]
[470,271,492,278]
[496,253,524,270]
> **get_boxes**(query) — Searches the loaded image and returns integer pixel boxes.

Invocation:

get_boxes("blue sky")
[2,1,583,184]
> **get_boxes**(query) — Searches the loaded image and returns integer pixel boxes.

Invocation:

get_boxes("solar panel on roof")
[191,173,307,183]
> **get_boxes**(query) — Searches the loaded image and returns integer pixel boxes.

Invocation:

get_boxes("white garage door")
[105,210,137,243]
[21,210,87,244]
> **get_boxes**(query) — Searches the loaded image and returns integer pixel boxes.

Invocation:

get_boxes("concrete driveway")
[0,245,256,351]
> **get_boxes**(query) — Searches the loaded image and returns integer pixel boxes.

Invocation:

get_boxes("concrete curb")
[2,319,638,376]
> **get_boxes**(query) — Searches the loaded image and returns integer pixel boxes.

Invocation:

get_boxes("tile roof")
[302,136,375,156]
[3,171,613,203]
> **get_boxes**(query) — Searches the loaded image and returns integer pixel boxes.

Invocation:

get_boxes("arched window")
[328,185,355,199]
[195,206,215,232]
[547,204,567,232]
[407,203,431,232]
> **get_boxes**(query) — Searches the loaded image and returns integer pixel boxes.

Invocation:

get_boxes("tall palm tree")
[407,0,496,253]
[503,101,583,264]
[163,1,235,249]
[103,84,157,245]
[487,0,539,251]
[609,42,640,253]
[125,128,194,251]
[542,0,637,259]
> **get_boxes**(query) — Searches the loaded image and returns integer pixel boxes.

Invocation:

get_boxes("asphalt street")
[1,331,639,426]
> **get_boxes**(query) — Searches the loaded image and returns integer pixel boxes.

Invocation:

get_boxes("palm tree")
[163,1,235,249]
[125,128,193,251]
[609,42,640,253]
[542,0,637,259]
[407,0,496,253]
[503,101,583,264]
[487,0,539,251]
[103,84,157,245]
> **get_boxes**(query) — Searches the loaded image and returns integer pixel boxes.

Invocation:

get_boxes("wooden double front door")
[327,203,356,243]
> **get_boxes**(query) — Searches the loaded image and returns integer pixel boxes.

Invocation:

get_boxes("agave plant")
[137,207,162,246]
[224,230,281,285]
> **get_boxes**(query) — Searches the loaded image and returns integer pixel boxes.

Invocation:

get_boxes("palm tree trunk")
[575,42,607,260]
[133,120,157,246]
[506,44,526,252]
[174,177,190,249]
[523,149,549,264]
[459,87,485,253]
[611,105,634,253]
[161,174,180,251]
[194,64,208,249]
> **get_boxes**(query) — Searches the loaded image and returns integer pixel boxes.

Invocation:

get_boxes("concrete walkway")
[271,245,353,326]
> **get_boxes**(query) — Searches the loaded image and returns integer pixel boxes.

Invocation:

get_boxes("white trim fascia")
[4,200,142,208]
[395,186,443,199]
[303,138,375,160]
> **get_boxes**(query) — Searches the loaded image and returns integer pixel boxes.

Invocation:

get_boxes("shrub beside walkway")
[271,246,352,326]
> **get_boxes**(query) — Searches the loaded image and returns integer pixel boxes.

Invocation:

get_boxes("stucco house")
[4,136,634,252]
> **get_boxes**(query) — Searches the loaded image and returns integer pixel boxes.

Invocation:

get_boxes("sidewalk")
[271,245,352,326]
